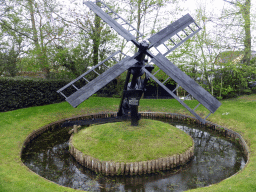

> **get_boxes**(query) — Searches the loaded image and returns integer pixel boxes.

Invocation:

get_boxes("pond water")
[21,119,246,192]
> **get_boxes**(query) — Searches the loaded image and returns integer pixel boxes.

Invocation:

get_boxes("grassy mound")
[72,119,193,163]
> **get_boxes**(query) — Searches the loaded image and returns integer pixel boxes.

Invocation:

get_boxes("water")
[21,119,246,192]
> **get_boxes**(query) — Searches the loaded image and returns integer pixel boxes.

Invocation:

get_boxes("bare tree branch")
[0,19,33,40]
[52,12,90,34]
[224,0,237,5]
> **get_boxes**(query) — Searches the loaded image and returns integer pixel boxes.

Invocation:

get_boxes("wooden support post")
[131,105,139,126]
[74,125,78,133]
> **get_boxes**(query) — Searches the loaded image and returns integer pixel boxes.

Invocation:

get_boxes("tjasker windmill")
[57,0,221,126]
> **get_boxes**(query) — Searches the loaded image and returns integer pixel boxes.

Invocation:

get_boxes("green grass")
[72,119,193,163]
[1,95,256,191]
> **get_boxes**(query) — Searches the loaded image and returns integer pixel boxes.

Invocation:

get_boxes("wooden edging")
[69,134,194,176]
[20,112,250,175]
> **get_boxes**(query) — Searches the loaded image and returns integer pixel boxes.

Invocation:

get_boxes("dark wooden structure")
[57,0,221,126]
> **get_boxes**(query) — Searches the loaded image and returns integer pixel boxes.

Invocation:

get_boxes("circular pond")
[21,117,246,192]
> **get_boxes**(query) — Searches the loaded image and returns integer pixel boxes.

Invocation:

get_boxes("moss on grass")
[72,119,193,163]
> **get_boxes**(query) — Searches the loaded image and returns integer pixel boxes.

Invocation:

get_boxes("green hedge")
[0,76,177,112]
[0,77,123,112]
[0,77,70,112]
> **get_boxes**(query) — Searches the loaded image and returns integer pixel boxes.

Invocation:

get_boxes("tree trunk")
[28,0,50,78]
[241,0,251,65]
[220,75,222,98]
[224,0,251,65]
[28,0,39,48]
[92,0,101,66]
[135,0,142,53]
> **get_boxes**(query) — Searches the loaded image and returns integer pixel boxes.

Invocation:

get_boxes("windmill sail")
[142,66,206,123]
[145,53,221,113]
[141,13,221,123]
[57,51,136,108]
[148,14,199,47]
[148,14,201,56]
[84,1,143,44]
[67,57,137,107]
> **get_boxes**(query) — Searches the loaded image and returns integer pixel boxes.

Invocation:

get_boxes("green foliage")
[17,55,41,72]
[47,71,77,80]
[212,59,256,99]
[0,48,19,77]
[148,66,176,86]
[0,75,126,112]
[0,77,70,112]
[5,49,19,77]
[52,44,90,77]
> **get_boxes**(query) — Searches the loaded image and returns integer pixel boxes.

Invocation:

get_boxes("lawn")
[72,119,193,163]
[1,95,256,191]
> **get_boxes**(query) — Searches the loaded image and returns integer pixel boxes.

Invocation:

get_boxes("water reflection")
[22,120,245,192]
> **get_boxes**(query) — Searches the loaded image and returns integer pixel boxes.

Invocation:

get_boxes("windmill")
[57,0,221,126]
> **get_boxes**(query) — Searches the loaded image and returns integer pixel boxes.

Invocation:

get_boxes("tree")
[0,0,70,78]
[222,0,252,65]
[52,43,91,78]
[25,0,68,78]
[0,0,26,76]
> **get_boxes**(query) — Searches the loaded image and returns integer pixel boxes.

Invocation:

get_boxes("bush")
[0,77,69,112]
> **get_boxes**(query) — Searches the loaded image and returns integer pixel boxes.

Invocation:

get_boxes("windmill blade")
[148,14,201,56]
[84,1,143,45]
[58,55,137,108]
[58,51,130,106]
[142,67,206,123]
[150,53,221,113]
[143,53,221,123]
[57,50,123,95]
